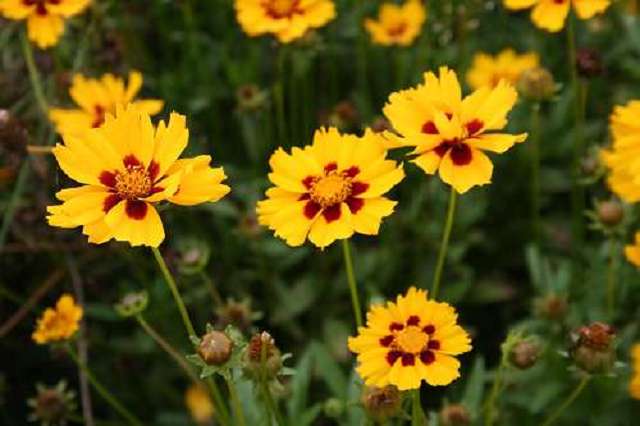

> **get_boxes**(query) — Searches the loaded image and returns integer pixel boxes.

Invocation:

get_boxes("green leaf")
[461,356,486,417]
[310,341,347,399]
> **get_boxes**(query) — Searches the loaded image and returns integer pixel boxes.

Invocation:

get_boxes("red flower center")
[263,0,302,19]
[92,105,107,128]
[23,0,61,16]
[420,117,485,166]
[379,315,440,366]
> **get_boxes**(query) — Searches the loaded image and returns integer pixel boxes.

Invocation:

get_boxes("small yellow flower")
[0,0,91,49]
[466,49,540,90]
[185,385,214,424]
[234,0,336,43]
[256,128,404,249]
[364,0,426,47]
[383,66,527,194]
[50,72,164,137]
[348,287,472,391]
[33,294,82,344]
[625,232,640,268]
[47,105,231,247]
[503,0,611,32]
[630,344,640,399]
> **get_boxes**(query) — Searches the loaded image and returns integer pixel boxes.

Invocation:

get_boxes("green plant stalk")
[20,30,49,118]
[0,161,29,249]
[484,349,508,426]
[540,375,590,426]
[411,389,425,426]
[225,375,247,426]
[606,238,620,317]
[199,270,224,306]
[66,345,143,426]
[431,188,457,300]
[530,102,542,246]
[260,339,285,426]
[275,47,287,147]
[341,239,363,329]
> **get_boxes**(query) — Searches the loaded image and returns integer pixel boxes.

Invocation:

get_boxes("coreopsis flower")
[33,294,82,344]
[0,0,91,49]
[466,49,539,90]
[503,0,611,32]
[49,72,163,137]
[364,0,426,47]
[383,67,527,194]
[234,0,336,44]
[348,287,472,391]
[47,105,230,247]
[624,232,640,268]
[630,344,640,399]
[185,385,214,424]
[256,128,404,249]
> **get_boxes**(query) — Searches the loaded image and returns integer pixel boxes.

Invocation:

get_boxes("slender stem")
[341,239,363,329]
[225,375,247,426]
[530,102,542,246]
[0,161,30,250]
[484,350,508,426]
[26,145,53,154]
[275,47,287,147]
[20,30,49,118]
[411,389,424,426]
[606,238,620,317]
[199,270,224,306]
[66,346,143,426]
[431,188,458,299]
[540,375,590,426]
[260,340,285,426]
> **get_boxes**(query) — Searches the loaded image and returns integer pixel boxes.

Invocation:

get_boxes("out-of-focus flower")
[114,291,148,318]
[49,72,164,137]
[534,293,568,321]
[360,386,402,421]
[33,295,82,344]
[256,127,404,249]
[319,101,360,132]
[174,238,211,275]
[236,84,268,112]
[570,322,616,374]
[624,232,640,268]
[629,344,640,399]
[185,385,214,425]
[0,0,91,49]
[503,0,611,33]
[516,67,557,101]
[384,67,527,194]
[46,105,230,247]
[576,48,604,78]
[466,49,539,90]
[216,299,260,333]
[364,0,426,47]
[348,287,472,390]
[27,381,77,426]
[234,0,336,43]
[440,403,471,426]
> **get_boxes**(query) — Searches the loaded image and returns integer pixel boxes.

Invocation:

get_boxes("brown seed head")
[197,330,233,365]
[361,386,402,421]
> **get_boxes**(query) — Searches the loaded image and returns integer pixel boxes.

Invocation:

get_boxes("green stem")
[260,340,285,426]
[275,47,287,147]
[225,375,247,426]
[606,238,620,318]
[411,389,425,426]
[431,188,457,300]
[530,102,542,246]
[341,239,363,329]
[199,270,224,306]
[20,30,49,118]
[66,346,143,426]
[0,161,29,249]
[484,350,508,426]
[540,375,590,426]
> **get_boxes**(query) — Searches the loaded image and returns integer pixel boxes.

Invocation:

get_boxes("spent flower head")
[570,322,616,374]
[27,380,77,426]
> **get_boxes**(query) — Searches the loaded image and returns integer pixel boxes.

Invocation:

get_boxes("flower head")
[234,0,336,43]
[503,0,611,32]
[0,0,91,48]
[49,72,164,137]
[27,381,77,426]
[47,105,230,247]
[348,287,472,391]
[185,385,214,424]
[624,232,640,268]
[383,67,527,194]
[364,0,426,47]
[257,128,404,249]
[466,49,539,90]
[630,344,640,399]
[33,294,82,344]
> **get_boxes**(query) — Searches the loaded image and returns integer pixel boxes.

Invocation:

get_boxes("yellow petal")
[438,147,493,194]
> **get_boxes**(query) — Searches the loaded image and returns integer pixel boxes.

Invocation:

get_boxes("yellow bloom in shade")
[49,72,164,137]
[624,233,640,268]
[364,0,426,47]
[348,287,472,391]
[630,344,640,399]
[503,0,611,32]
[234,0,336,43]
[185,385,214,424]
[47,105,231,247]
[33,294,83,344]
[256,128,404,249]
[0,0,91,49]
[466,49,540,90]
[383,67,527,194]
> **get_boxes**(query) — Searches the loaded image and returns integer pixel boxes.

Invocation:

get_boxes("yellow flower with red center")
[49,72,164,137]
[0,0,90,49]
[364,0,426,47]
[256,128,404,249]
[348,287,471,391]
[383,67,527,194]
[630,344,640,399]
[33,294,83,344]
[47,105,231,247]
[234,0,336,43]
[624,232,640,268]
[503,0,611,32]
[466,49,540,90]
[185,385,214,424]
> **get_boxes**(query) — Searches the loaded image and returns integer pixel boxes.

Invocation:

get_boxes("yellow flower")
[383,67,527,194]
[630,344,640,399]
[256,128,404,249]
[466,49,540,90]
[503,0,611,32]
[234,0,336,43]
[47,105,231,247]
[49,72,164,137]
[33,294,83,344]
[364,0,426,47]
[624,232,640,268]
[348,287,472,391]
[0,0,91,49]
[185,385,214,424]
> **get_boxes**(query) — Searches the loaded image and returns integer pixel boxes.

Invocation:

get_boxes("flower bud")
[361,386,402,421]
[198,330,233,366]
[321,101,360,132]
[175,238,210,275]
[27,381,76,425]
[570,322,616,374]
[440,403,471,426]
[534,293,568,321]
[370,117,392,134]
[323,397,345,419]
[517,67,556,101]
[215,299,257,333]
[580,153,600,176]
[114,291,148,317]
[509,339,541,370]
[576,48,604,78]
[596,200,624,227]
[236,84,268,112]
[243,331,282,379]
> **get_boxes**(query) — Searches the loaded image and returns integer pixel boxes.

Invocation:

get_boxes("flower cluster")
[32,295,82,344]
